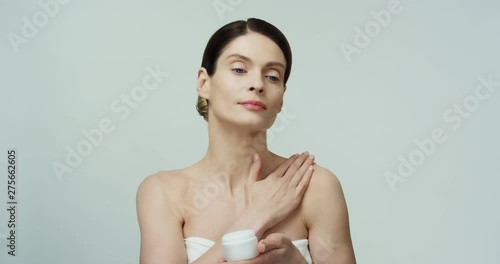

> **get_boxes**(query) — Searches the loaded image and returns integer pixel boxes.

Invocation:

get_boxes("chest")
[181,198,308,241]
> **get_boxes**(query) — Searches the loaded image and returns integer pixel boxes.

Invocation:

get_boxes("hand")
[244,152,315,235]
[218,233,308,264]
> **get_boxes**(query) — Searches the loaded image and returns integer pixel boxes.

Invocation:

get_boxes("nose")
[248,74,265,93]
[249,86,264,93]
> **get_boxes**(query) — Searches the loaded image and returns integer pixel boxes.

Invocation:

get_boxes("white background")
[1,0,499,263]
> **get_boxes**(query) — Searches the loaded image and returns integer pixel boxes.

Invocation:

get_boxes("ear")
[197,67,210,100]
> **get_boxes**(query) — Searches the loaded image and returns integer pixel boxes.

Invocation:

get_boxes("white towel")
[184,236,313,263]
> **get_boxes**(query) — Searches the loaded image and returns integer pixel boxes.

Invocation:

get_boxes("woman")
[136,18,356,263]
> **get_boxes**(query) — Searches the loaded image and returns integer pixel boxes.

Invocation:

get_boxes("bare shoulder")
[136,170,191,263]
[137,170,186,197]
[136,169,190,220]
[302,163,346,223]
[305,164,343,196]
[302,165,357,262]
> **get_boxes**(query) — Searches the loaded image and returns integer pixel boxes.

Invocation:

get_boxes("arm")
[304,166,356,264]
[136,173,270,264]
[136,174,186,264]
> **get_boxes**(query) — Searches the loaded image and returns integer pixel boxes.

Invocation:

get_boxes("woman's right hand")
[243,152,315,235]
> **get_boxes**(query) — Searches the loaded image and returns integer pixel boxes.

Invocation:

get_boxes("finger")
[248,153,262,183]
[282,152,310,180]
[289,153,315,187]
[259,233,288,252]
[258,241,266,253]
[223,260,252,264]
[268,153,299,179]
[295,164,314,197]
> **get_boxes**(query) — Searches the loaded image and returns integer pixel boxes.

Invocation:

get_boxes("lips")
[239,100,267,110]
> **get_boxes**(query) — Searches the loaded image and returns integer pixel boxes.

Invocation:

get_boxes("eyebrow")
[224,53,286,70]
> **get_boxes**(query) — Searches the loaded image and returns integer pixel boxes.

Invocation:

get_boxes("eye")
[232,68,246,74]
[266,75,280,82]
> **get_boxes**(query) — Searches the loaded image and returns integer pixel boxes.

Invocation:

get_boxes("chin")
[228,116,273,130]
[215,110,277,129]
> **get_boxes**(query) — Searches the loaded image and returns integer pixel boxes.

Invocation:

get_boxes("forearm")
[191,240,225,264]
[225,209,269,240]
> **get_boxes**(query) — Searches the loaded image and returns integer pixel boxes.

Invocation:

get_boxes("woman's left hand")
[219,233,308,264]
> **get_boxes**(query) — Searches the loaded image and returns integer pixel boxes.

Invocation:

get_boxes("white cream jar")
[222,229,259,261]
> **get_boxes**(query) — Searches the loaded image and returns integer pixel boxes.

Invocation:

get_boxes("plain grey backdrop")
[1,0,499,263]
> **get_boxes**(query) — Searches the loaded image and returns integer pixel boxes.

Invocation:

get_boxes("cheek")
[269,93,284,113]
[210,79,238,107]
[213,71,239,91]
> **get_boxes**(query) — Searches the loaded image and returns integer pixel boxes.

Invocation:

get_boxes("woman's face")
[198,32,287,130]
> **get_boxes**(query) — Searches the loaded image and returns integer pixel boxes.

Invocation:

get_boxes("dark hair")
[196,18,293,121]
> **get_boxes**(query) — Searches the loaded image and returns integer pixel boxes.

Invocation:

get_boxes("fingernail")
[303,151,309,156]
[253,153,258,162]
[309,154,315,160]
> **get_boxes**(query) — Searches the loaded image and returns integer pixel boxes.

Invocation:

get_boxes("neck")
[199,117,278,194]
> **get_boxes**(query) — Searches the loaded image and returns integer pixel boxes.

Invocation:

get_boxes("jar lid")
[222,230,256,244]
